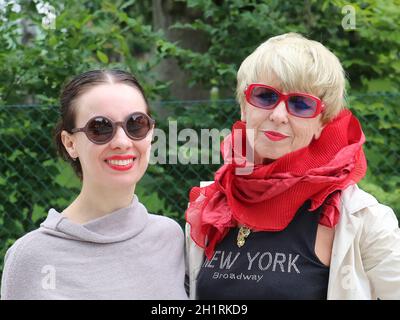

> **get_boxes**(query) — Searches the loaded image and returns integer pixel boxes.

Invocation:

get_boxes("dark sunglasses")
[244,84,324,118]
[71,112,155,145]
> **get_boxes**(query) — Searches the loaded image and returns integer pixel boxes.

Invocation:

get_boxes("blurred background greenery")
[0,0,399,274]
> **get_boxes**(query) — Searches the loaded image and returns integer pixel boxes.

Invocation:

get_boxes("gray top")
[1,195,188,300]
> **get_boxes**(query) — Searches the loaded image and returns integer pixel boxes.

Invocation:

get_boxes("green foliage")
[157,0,400,92]
[349,93,400,214]
[0,105,69,272]
[144,99,239,226]
[0,0,167,104]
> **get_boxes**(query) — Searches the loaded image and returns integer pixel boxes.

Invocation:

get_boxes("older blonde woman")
[185,33,400,300]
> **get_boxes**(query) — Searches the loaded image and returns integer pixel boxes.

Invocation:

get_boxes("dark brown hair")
[53,69,150,179]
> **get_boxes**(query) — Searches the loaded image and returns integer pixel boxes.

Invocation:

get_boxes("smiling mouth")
[104,157,136,171]
[106,159,134,166]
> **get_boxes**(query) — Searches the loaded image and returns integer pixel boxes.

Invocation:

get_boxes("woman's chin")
[254,150,283,163]
[94,173,140,190]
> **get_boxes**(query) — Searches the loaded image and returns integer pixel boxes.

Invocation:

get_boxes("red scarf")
[185,109,367,260]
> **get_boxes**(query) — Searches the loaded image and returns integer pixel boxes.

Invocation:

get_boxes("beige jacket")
[185,184,400,300]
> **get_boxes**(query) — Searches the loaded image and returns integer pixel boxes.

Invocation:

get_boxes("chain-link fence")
[1,95,400,270]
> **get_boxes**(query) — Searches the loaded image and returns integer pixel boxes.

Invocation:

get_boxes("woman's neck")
[62,183,136,224]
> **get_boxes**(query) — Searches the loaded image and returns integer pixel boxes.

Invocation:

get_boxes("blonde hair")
[236,33,346,123]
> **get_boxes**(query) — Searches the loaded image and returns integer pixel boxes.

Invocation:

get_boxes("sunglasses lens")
[126,113,151,139]
[87,117,113,143]
[250,86,279,109]
[288,96,317,117]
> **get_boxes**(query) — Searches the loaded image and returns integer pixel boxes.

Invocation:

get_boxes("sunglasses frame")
[71,112,155,145]
[244,83,324,118]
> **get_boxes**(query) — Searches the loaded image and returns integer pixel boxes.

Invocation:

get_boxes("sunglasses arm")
[71,127,86,133]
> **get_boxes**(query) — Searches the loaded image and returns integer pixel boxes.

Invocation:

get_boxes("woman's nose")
[110,125,132,149]
[268,101,289,124]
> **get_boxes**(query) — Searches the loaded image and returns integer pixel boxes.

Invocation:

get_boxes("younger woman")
[1,70,187,300]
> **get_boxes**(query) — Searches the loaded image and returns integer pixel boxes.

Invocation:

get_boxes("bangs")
[256,46,321,95]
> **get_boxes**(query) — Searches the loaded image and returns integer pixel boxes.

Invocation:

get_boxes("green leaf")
[96,50,109,64]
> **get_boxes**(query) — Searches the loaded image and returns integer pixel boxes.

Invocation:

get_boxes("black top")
[197,201,330,300]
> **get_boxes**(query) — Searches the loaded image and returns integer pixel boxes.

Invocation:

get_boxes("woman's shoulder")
[3,228,53,267]
[341,184,398,230]
[147,213,184,237]
[1,228,54,299]
[342,185,395,214]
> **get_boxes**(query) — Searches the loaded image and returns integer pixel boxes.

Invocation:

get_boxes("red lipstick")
[104,155,136,171]
[264,131,289,142]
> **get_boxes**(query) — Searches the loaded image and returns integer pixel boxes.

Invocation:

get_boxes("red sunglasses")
[71,112,155,145]
[244,84,324,118]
